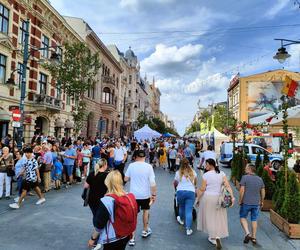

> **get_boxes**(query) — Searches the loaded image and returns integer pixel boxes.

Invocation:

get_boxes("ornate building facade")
[0,0,82,142]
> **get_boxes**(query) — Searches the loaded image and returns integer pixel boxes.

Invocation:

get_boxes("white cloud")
[141,43,203,75]
[155,78,181,92]
[265,0,290,18]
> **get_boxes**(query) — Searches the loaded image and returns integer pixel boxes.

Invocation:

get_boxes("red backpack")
[106,193,138,238]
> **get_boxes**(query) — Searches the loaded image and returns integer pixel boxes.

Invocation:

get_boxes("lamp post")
[273,38,300,63]
[7,19,61,148]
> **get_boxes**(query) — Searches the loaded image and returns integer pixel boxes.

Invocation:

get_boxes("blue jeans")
[177,190,195,229]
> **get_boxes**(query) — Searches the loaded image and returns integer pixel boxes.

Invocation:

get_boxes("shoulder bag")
[218,182,232,208]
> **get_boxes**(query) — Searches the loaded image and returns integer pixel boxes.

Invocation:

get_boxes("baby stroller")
[174,192,197,221]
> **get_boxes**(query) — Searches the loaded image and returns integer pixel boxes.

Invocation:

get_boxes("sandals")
[243,234,252,244]
[251,238,257,244]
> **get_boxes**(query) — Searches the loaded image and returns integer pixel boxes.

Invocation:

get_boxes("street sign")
[12,109,21,122]
[12,121,21,127]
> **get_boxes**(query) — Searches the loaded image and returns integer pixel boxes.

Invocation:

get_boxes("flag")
[210,115,215,132]
[282,76,299,97]
[200,122,205,133]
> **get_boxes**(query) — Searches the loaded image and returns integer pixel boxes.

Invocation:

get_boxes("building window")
[0,4,9,34]
[56,46,63,62]
[66,95,70,105]
[129,75,132,84]
[17,63,23,88]
[102,87,110,104]
[116,77,119,88]
[39,73,47,95]
[0,53,6,83]
[19,20,28,44]
[106,119,109,134]
[128,90,131,97]
[41,35,49,58]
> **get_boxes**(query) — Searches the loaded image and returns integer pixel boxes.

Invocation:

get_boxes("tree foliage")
[44,42,101,134]
[261,170,275,200]
[137,112,179,136]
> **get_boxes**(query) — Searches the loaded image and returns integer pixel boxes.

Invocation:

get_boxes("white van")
[219,142,283,170]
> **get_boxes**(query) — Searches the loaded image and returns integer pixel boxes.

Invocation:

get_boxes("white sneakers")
[14,197,25,203]
[9,203,20,209]
[176,216,184,225]
[208,237,216,245]
[36,198,46,205]
[186,229,193,236]
[9,198,46,209]
[128,238,135,246]
[141,228,152,238]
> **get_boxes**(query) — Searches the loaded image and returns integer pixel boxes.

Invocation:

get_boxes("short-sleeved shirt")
[114,147,126,162]
[82,149,91,163]
[92,145,101,158]
[184,147,192,158]
[64,148,76,166]
[43,151,53,165]
[24,157,38,182]
[202,150,216,161]
[175,170,197,192]
[125,161,156,200]
[240,174,265,205]
[169,149,177,159]
[203,170,226,196]
[86,171,108,207]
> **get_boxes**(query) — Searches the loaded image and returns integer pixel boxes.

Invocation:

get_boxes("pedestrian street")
[0,165,299,250]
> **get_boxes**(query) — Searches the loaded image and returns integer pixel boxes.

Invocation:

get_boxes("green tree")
[261,170,275,200]
[213,105,236,133]
[44,42,101,134]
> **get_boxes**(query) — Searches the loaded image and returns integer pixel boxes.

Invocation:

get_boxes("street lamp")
[273,38,300,63]
[8,19,61,148]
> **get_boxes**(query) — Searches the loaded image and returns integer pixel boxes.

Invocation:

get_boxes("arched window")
[102,87,110,104]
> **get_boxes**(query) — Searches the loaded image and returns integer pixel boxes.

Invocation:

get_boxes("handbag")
[218,182,232,208]
[81,188,90,207]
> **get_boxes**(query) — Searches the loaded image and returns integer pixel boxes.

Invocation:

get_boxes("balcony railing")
[33,93,61,111]
[102,75,115,85]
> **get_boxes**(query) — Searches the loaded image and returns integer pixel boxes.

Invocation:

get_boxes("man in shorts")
[125,150,157,247]
[9,147,45,209]
[239,163,265,245]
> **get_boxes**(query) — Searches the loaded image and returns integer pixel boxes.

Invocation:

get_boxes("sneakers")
[176,216,184,225]
[186,229,193,236]
[36,198,46,205]
[141,228,152,238]
[128,238,135,246]
[9,203,20,209]
[208,237,216,245]
[14,197,25,203]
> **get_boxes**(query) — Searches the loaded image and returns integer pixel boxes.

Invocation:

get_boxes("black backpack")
[159,149,164,156]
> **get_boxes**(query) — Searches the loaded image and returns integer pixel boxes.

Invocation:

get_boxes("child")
[175,150,182,171]
[9,147,45,209]
[76,148,83,182]
[53,160,63,190]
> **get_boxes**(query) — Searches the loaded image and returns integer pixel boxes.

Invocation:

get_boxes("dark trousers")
[167,155,170,169]
[89,203,99,218]
[114,162,125,181]
[103,236,130,250]
[170,159,176,172]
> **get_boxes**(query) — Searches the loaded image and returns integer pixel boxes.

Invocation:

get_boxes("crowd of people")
[0,134,268,250]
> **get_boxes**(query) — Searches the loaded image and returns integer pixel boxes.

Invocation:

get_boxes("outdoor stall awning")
[134,124,161,141]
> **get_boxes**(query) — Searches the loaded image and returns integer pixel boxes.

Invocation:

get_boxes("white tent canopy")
[134,124,161,141]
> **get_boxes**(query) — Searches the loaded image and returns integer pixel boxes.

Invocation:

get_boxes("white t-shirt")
[82,149,91,163]
[202,150,216,161]
[125,161,156,199]
[203,170,225,196]
[174,170,197,192]
[114,147,126,162]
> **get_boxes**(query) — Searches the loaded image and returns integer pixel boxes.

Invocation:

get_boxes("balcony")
[33,93,62,111]
[102,75,115,85]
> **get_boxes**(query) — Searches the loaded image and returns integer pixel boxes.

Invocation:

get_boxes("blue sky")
[50,0,300,135]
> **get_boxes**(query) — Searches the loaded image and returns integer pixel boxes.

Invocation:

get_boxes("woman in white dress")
[196,158,234,249]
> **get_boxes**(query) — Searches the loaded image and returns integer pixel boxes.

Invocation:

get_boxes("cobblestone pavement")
[0,165,299,250]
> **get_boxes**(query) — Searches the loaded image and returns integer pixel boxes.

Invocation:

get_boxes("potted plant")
[270,95,300,238]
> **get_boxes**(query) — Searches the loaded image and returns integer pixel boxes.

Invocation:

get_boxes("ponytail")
[205,158,220,174]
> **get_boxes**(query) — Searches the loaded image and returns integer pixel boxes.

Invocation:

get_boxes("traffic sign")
[12,121,21,127]
[12,109,21,122]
